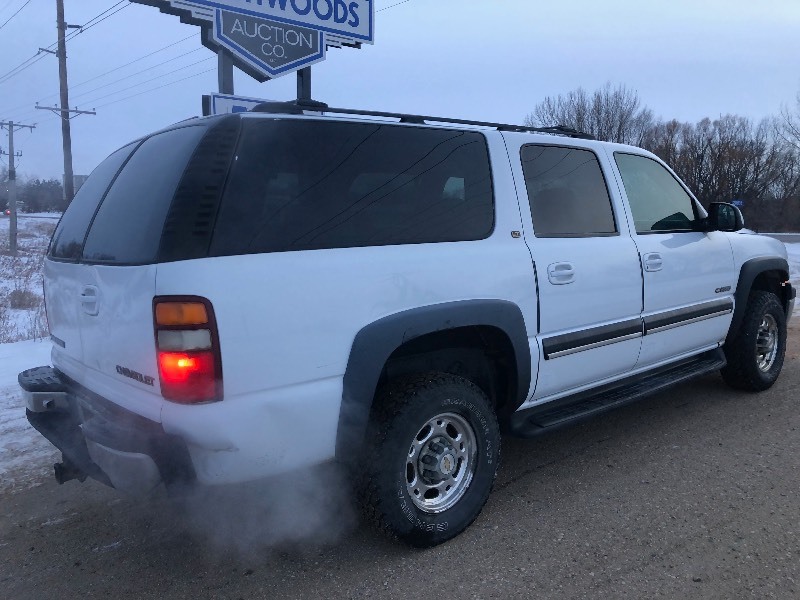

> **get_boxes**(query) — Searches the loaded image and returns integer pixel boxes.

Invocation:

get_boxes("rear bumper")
[20,366,195,494]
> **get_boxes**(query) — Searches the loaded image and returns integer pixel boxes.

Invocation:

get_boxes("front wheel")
[721,290,787,391]
[361,373,500,547]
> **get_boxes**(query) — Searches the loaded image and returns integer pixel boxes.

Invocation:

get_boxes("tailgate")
[77,264,162,422]
[45,260,162,421]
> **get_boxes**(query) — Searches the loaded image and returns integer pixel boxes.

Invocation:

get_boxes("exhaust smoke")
[167,462,358,557]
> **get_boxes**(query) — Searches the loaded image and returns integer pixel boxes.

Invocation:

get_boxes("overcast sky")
[0,0,799,180]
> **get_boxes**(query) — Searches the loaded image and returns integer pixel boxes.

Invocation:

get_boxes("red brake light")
[154,296,222,404]
[158,351,217,403]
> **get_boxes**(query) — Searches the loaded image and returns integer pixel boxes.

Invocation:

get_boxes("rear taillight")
[153,297,222,404]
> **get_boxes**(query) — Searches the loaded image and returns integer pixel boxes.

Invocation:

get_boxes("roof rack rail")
[250,101,595,140]
[252,99,330,114]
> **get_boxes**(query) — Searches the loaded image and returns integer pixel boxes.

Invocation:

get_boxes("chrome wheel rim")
[406,412,477,514]
[755,314,779,372]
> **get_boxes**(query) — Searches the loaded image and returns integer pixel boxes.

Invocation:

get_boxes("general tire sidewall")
[376,380,500,546]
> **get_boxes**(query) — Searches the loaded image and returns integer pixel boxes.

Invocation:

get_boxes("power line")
[3,50,207,123]
[32,67,216,123]
[7,125,33,172]
[68,34,195,91]
[31,2,125,51]
[0,0,30,31]
[69,48,203,102]
[0,1,128,86]
[5,2,414,129]
[0,52,47,86]
[377,0,413,12]
[2,34,196,117]
[77,56,214,107]
[81,1,126,26]
[2,0,402,89]
[66,2,128,38]
[93,68,216,110]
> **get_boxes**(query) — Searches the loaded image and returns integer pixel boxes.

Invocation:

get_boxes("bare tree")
[643,114,798,230]
[525,83,654,145]
[641,119,682,166]
[778,90,800,151]
[526,83,800,231]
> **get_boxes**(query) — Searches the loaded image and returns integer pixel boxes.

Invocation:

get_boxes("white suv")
[19,102,794,547]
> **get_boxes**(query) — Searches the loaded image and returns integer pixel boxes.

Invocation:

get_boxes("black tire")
[361,372,500,547]
[721,290,787,391]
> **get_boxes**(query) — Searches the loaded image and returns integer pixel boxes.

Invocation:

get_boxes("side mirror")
[707,202,744,232]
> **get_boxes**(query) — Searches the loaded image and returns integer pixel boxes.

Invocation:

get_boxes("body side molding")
[542,318,642,360]
[644,298,733,334]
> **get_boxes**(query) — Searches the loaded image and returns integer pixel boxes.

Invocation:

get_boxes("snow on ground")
[0,214,58,343]
[0,240,798,491]
[11,213,62,220]
[787,242,800,285]
[0,339,58,491]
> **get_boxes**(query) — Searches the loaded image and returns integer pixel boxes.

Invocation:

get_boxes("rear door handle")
[643,253,663,272]
[79,285,99,316]
[547,262,575,285]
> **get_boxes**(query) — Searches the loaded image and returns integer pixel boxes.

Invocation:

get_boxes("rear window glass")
[521,145,616,237]
[82,125,206,264]
[48,143,137,261]
[209,119,494,255]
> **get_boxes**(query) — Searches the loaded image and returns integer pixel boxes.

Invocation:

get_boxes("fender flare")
[727,256,789,341]
[336,299,531,459]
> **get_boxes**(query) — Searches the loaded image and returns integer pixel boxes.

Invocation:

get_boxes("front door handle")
[643,252,663,272]
[547,262,575,285]
[79,285,99,316]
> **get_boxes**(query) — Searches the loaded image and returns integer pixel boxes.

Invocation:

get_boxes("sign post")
[218,48,234,94]
[297,66,311,101]
[131,1,374,102]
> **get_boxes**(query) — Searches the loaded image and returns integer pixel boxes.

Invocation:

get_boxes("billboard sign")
[130,0,374,80]
[212,9,326,77]
[202,92,325,115]
[203,92,273,115]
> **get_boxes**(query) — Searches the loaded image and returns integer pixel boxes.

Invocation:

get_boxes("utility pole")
[0,120,36,256]
[36,1,93,205]
[56,0,74,205]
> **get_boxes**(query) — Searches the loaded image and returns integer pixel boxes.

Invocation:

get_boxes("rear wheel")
[722,290,787,391]
[361,372,500,547]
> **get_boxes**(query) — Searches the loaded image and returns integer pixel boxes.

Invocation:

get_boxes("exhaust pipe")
[53,457,87,485]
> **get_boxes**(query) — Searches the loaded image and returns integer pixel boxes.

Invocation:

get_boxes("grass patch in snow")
[0,216,57,343]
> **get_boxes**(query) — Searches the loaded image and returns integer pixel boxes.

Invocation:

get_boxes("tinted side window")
[521,145,616,237]
[614,152,698,233]
[82,125,206,264]
[209,120,494,255]
[48,143,137,261]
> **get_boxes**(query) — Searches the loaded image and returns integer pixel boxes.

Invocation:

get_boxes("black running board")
[509,349,726,438]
